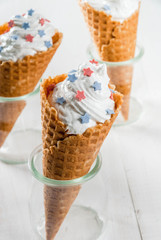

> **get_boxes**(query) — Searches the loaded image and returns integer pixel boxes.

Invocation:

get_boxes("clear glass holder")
[87,43,145,126]
[28,145,108,240]
[0,85,41,164]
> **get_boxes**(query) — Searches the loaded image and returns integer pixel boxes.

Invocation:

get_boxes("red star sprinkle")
[90,59,98,65]
[25,34,34,42]
[46,83,56,97]
[8,20,14,28]
[22,13,26,16]
[110,92,113,100]
[75,91,86,101]
[39,18,45,26]
[83,68,94,77]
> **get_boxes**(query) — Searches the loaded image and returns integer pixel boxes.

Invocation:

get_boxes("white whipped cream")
[0,9,55,62]
[81,0,140,22]
[49,61,115,135]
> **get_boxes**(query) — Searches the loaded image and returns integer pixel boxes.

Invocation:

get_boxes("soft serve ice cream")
[81,0,140,22]
[48,60,115,135]
[0,9,55,62]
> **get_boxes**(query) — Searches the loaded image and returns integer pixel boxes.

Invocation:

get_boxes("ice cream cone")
[107,65,133,120]
[43,179,80,240]
[79,0,140,120]
[0,22,63,147]
[40,74,123,239]
[0,100,26,147]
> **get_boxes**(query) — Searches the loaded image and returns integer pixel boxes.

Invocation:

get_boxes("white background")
[0,0,161,239]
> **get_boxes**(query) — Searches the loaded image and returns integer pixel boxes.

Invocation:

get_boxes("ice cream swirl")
[0,9,55,62]
[81,0,140,22]
[49,61,115,135]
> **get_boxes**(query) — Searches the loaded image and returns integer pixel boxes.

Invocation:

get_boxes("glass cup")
[28,145,108,240]
[87,43,145,126]
[0,85,41,164]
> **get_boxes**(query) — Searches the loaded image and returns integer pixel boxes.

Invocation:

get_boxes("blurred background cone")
[79,1,140,120]
[40,75,123,240]
[107,65,133,120]
[0,23,63,147]
[0,100,26,147]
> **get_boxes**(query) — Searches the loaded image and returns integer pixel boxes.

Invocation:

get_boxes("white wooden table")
[0,0,161,239]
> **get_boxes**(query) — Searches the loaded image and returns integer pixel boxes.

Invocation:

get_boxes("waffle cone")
[0,24,63,147]
[43,184,80,240]
[79,1,140,120]
[40,75,123,239]
[0,100,26,147]
[107,65,133,120]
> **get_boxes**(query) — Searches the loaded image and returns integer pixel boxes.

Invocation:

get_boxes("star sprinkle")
[28,9,34,16]
[22,22,30,30]
[15,15,21,19]
[44,41,52,48]
[68,69,77,74]
[11,35,19,40]
[103,5,110,11]
[39,18,45,26]
[106,109,115,115]
[25,34,34,42]
[38,30,45,37]
[8,20,14,28]
[56,97,66,105]
[110,88,115,94]
[90,59,98,65]
[92,81,101,91]
[46,83,56,97]
[0,46,3,52]
[22,13,26,16]
[75,91,86,101]
[67,74,77,83]
[83,67,94,77]
[110,92,114,100]
[80,113,90,124]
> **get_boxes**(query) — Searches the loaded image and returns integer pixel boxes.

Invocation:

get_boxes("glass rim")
[87,42,144,66]
[0,81,40,102]
[28,144,102,187]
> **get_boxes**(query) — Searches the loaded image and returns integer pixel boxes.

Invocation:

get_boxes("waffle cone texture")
[40,75,123,239]
[79,0,140,120]
[0,23,63,147]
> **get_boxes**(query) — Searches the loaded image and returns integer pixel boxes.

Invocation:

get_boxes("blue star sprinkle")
[67,74,77,83]
[56,97,66,105]
[15,15,21,19]
[110,88,115,93]
[28,9,34,16]
[68,69,77,74]
[11,35,19,40]
[38,30,45,37]
[106,109,115,115]
[44,41,52,48]
[22,22,30,30]
[80,113,90,124]
[92,81,102,91]
[103,5,110,11]
[0,46,3,52]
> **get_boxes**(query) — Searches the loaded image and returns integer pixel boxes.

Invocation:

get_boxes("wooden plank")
[0,163,33,239]
[115,98,161,240]
[100,130,142,240]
